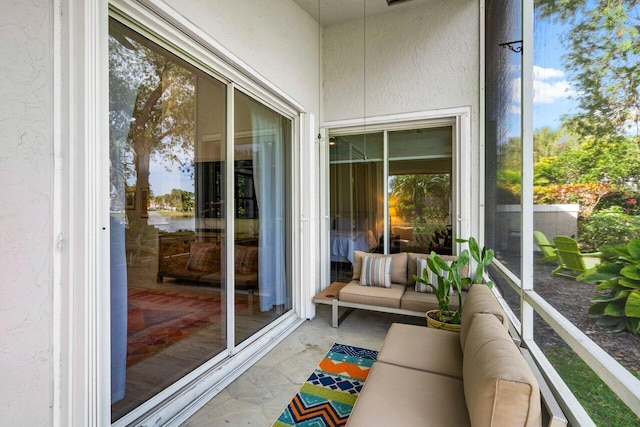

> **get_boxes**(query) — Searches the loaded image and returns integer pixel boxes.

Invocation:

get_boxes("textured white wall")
[324,0,479,121]
[165,0,322,120]
[0,1,53,425]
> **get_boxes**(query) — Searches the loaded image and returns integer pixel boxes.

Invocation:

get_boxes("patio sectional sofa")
[347,284,566,427]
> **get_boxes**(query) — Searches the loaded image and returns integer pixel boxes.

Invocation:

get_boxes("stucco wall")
[324,0,479,122]
[0,1,53,425]
[165,0,322,120]
[323,0,481,236]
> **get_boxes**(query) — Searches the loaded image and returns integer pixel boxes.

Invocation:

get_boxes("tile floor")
[183,304,425,426]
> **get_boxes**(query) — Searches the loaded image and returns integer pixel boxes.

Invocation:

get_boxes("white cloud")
[533,65,565,80]
[508,66,576,108]
[533,79,575,104]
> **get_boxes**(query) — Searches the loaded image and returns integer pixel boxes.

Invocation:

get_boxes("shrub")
[579,208,640,252]
[584,240,640,334]
[596,190,640,216]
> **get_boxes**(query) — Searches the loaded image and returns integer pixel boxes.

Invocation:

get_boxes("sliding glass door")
[328,125,453,282]
[109,17,292,422]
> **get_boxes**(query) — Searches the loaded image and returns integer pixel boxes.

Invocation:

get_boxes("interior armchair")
[391,225,415,251]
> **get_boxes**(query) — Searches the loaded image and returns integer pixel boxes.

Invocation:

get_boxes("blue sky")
[149,159,193,197]
[506,12,580,133]
[532,12,579,130]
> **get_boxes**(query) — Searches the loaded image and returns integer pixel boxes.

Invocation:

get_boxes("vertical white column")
[226,83,236,352]
[521,0,535,343]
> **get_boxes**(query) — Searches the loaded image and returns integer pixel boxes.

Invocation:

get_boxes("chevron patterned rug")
[273,343,378,427]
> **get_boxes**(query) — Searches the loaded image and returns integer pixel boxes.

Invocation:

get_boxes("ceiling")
[292,0,435,27]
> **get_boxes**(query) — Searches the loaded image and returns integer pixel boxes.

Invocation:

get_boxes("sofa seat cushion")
[463,313,541,427]
[400,289,463,312]
[460,284,509,350]
[339,281,405,309]
[377,323,463,379]
[346,362,470,427]
[161,266,208,281]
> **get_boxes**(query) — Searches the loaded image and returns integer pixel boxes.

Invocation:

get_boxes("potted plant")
[413,237,494,331]
[584,239,640,334]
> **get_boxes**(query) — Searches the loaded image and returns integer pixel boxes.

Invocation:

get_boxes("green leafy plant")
[584,239,640,334]
[462,237,495,287]
[412,237,494,325]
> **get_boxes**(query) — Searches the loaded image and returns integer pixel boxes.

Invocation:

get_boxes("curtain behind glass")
[250,109,287,312]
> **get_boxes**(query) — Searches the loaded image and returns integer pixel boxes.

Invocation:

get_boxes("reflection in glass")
[109,18,227,421]
[388,127,452,255]
[329,133,383,282]
[328,127,453,282]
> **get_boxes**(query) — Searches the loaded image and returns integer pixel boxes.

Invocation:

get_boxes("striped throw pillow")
[415,258,430,293]
[359,255,392,288]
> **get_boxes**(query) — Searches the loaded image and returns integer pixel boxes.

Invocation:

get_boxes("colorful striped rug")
[273,343,378,427]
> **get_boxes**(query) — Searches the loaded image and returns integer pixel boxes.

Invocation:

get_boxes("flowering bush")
[596,190,640,216]
[533,183,613,218]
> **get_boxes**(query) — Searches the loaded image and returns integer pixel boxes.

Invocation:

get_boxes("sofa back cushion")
[408,252,469,286]
[235,245,258,274]
[460,284,509,350]
[187,242,221,272]
[353,251,408,285]
[463,313,541,427]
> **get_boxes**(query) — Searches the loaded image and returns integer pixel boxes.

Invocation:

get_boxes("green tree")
[389,174,450,220]
[536,135,640,185]
[536,0,640,138]
[109,19,195,220]
[533,126,578,161]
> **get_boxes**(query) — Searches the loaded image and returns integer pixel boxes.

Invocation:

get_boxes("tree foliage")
[109,19,196,216]
[389,174,450,221]
[536,0,640,138]
[535,134,640,185]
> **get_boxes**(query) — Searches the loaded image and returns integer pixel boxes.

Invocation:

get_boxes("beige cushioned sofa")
[346,284,547,427]
[315,250,469,327]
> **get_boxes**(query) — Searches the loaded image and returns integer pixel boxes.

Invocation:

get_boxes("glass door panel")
[388,127,453,255]
[109,18,227,421]
[233,90,292,345]
[329,133,384,282]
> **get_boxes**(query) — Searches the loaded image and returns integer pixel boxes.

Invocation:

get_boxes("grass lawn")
[547,347,640,426]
